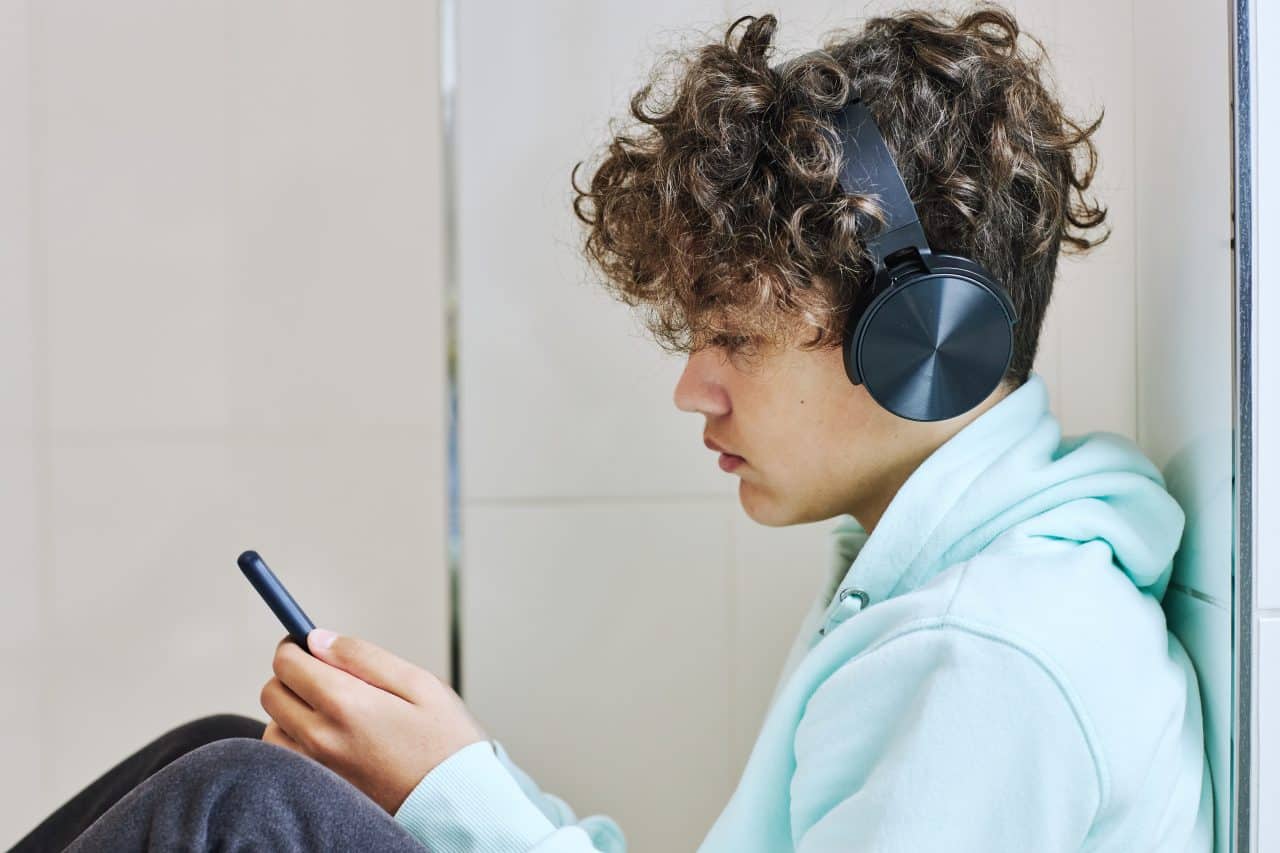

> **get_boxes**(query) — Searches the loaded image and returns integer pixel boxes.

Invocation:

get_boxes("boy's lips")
[704,436,745,461]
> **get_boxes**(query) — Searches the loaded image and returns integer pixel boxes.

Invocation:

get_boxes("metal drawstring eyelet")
[838,587,870,608]
[817,586,870,636]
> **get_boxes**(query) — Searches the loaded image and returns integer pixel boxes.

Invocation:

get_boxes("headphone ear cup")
[846,263,1015,422]
[927,252,1019,323]
[842,266,891,386]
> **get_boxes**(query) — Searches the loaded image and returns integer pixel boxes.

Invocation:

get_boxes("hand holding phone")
[237,550,317,654]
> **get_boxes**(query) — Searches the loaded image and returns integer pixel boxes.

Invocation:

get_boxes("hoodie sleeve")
[393,738,627,852]
[791,624,1102,852]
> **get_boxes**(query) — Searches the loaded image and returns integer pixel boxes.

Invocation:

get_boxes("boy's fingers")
[272,634,363,719]
[259,676,323,749]
[310,631,434,705]
[261,719,303,753]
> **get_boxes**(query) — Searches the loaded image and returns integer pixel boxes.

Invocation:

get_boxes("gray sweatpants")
[10,714,429,852]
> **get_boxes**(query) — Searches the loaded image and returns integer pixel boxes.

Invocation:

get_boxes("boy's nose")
[673,349,730,416]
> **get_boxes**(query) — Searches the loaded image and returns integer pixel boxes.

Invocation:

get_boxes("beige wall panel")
[2,2,450,845]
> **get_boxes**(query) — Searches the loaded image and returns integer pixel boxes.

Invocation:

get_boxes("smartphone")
[237,550,317,655]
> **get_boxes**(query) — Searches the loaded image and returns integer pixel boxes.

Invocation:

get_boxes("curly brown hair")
[569,3,1109,385]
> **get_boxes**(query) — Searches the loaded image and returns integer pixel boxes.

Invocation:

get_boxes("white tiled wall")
[1260,619,1280,849]
[462,500,739,848]
[0,2,450,847]
[457,1,1163,850]
[1131,1,1235,850]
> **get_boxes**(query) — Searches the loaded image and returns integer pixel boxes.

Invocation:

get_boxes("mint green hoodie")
[392,372,1214,851]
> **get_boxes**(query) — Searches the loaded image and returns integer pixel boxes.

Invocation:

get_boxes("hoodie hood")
[826,371,1186,612]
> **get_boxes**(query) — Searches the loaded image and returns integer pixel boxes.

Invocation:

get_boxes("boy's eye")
[712,333,746,349]
[695,331,756,361]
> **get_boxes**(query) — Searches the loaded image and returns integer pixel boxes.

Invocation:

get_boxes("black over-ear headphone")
[828,94,1018,421]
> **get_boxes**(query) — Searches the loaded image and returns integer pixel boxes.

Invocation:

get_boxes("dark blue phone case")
[237,550,317,655]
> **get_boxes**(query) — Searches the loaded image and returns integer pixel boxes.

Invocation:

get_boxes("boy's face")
[673,337,1009,531]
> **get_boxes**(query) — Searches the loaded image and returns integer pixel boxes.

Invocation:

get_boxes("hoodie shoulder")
[945,533,1173,684]
[939,534,1205,838]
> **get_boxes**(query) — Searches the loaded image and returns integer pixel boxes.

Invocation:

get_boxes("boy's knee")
[119,739,363,849]
[180,737,329,788]
[169,737,358,829]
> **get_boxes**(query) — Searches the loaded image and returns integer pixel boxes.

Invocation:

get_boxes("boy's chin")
[738,483,815,528]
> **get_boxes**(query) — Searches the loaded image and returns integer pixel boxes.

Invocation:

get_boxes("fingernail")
[310,628,338,650]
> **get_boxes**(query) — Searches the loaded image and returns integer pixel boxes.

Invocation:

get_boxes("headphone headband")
[829,98,931,269]
[771,52,930,268]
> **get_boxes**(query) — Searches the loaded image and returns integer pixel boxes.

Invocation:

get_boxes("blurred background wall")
[0,0,1245,850]
[0,1,450,846]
